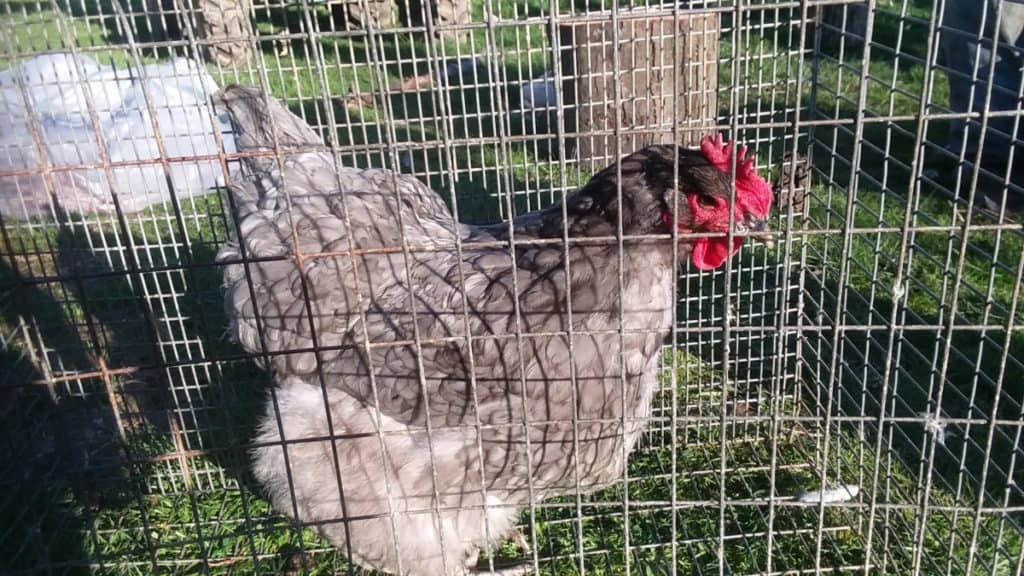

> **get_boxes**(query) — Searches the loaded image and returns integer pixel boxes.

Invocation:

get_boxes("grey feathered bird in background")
[216,85,773,575]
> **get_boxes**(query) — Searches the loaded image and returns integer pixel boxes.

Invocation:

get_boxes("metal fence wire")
[1,0,1023,574]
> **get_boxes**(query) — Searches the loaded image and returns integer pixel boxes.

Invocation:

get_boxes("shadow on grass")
[802,249,1024,511]
[0,204,293,572]
[0,259,93,576]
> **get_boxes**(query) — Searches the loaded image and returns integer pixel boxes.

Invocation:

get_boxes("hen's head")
[575,135,773,270]
[669,134,774,270]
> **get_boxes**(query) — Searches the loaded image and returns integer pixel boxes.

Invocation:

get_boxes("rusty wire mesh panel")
[1,0,1022,574]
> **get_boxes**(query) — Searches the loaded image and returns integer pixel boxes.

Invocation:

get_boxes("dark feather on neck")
[481,145,713,242]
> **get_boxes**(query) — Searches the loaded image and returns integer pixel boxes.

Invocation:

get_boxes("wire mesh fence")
[1,0,1023,574]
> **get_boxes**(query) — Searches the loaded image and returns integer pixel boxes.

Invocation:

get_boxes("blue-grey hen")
[216,85,773,575]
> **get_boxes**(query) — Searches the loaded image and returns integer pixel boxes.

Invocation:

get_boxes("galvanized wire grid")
[1,0,1023,574]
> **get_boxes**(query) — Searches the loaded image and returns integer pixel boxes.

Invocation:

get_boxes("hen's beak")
[741,217,774,249]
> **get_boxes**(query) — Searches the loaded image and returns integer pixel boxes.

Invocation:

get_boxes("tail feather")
[215,84,335,213]
[215,84,323,152]
[215,85,328,204]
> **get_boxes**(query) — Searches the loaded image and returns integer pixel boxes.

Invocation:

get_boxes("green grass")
[2,0,1024,574]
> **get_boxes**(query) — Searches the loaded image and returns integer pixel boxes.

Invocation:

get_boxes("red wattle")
[691,237,745,270]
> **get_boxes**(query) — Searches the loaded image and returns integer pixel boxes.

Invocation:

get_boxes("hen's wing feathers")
[218,85,568,427]
[336,240,577,427]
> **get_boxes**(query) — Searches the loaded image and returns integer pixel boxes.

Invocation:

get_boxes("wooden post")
[403,0,471,41]
[559,10,720,172]
[193,0,254,67]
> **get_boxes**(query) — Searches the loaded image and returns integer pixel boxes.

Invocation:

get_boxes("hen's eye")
[697,195,717,208]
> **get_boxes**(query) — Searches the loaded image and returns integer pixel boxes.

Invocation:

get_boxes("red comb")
[699,133,773,217]
[700,133,757,180]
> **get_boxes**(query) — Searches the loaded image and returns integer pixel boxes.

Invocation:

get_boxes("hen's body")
[217,86,683,575]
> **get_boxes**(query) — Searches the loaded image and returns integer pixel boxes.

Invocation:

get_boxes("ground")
[1,0,1023,574]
